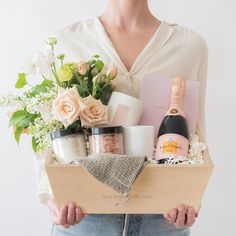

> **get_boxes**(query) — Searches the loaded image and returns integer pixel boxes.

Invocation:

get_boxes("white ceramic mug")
[108,91,143,126]
[123,126,155,160]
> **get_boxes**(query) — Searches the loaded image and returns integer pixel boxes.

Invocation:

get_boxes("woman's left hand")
[163,205,198,228]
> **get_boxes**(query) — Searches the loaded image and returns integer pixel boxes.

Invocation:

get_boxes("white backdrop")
[0,1,235,235]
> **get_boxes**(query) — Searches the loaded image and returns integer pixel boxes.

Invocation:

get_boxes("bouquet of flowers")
[0,38,117,152]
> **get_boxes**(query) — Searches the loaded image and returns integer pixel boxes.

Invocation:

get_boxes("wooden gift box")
[45,149,213,214]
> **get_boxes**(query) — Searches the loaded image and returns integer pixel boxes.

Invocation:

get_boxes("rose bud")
[106,65,117,80]
[91,67,99,76]
[77,61,89,75]
[46,37,57,46]
[92,73,103,83]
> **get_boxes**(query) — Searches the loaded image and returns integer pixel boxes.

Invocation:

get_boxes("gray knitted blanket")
[71,153,147,196]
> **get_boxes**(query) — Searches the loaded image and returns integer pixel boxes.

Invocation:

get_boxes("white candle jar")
[89,126,124,155]
[108,91,144,126]
[123,126,155,160]
[50,128,87,163]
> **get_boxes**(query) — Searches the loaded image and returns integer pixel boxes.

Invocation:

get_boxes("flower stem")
[60,58,63,66]
[42,75,47,80]
[52,64,61,86]
[50,45,61,86]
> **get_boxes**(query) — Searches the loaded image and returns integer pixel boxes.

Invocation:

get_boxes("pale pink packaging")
[138,76,200,135]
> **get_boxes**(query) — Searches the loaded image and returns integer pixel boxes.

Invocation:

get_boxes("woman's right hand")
[47,197,85,228]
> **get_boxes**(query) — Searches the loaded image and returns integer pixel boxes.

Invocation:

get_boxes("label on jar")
[89,134,124,155]
[111,104,130,125]
[155,133,189,160]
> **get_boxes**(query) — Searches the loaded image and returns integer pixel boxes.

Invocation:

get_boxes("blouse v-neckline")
[93,16,174,76]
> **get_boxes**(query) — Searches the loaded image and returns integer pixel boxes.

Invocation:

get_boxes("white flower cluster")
[0,94,24,108]
[20,86,58,118]
[22,48,55,75]
[0,86,58,124]
[28,117,63,151]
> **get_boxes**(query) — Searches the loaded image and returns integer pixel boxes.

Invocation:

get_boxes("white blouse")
[35,16,208,204]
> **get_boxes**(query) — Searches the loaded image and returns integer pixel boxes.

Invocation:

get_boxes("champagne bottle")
[155,77,189,163]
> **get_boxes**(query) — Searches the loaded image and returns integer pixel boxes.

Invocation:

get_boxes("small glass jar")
[50,128,87,163]
[89,126,124,155]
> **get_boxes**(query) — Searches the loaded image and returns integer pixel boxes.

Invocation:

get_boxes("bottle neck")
[166,78,185,116]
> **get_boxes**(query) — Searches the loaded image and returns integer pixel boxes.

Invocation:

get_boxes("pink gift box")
[139,76,200,135]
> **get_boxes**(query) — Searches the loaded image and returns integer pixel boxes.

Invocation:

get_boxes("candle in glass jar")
[123,126,155,160]
[50,128,87,163]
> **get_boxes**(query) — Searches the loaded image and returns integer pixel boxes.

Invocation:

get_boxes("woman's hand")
[47,197,85,228]
[163,205,199,228]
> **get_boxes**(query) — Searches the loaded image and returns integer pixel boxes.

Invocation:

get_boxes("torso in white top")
[35,17,208,204]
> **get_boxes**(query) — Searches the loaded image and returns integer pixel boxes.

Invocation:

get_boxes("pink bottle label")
[155,133,189,160]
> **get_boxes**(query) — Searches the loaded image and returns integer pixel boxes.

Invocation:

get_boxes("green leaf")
[95,60,104,72]
[87,66,95,94]
[66,120,82,130]
[73,73,88,92]
[89,59,96,65]
[41,79,54,88]
[29,113,41,125]
[76,84,89,98]
[15,73,27,88]
[96,84,113,105]
[32,136,38,152]
[14,126,23,144]
[26,79,54,97]
[9,110,31,128]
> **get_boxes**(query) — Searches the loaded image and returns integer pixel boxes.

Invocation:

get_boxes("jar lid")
[50,128,84,140]
[89,126,123,135]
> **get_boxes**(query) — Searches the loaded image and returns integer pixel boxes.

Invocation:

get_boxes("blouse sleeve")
[34,148,53,205]
[33,32,71,205]
[34,33,69,205]
[196,39,208,143]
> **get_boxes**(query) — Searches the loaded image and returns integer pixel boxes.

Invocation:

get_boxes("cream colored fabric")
[35,16,208,204]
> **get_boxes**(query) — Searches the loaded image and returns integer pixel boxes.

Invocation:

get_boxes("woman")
[36,0,208,235]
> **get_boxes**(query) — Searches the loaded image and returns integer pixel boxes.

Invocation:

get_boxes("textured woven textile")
[71,153,147,195]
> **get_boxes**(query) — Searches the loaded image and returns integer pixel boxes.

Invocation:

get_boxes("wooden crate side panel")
[45,164,212,214]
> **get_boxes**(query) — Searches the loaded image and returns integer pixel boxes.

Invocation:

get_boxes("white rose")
[23,49,55,75]
[32,52,51,74]
[22,58,36,75]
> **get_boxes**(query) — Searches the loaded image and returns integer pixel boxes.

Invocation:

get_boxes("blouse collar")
[92,16,174,77]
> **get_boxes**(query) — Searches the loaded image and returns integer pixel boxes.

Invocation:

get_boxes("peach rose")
[52,86,86,128]
[77,61,89,75]
[80,95,108,127]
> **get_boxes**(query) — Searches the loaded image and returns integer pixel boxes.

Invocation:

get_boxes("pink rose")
[80,95,108,127]
[77,61,89,75]
[52,86,86,128]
